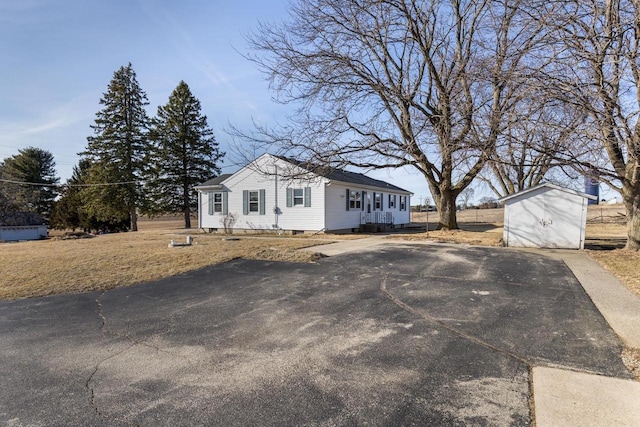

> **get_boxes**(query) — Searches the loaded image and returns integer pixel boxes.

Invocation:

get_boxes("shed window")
[400,195,407,211]
[293,188,304,206]
[389,194,396,209]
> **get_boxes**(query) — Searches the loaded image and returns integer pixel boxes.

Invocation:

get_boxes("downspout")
[274,165,279,229]
[198,191,202,229]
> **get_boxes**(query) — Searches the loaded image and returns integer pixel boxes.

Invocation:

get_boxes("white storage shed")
[0,225,48,242]
[499,183,597,249]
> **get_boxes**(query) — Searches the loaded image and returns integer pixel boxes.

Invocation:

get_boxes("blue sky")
[4,0,611,204]
[0,0,440,201]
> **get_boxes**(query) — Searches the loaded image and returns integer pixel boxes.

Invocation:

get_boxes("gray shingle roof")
[196,174,232,187]
[197,157,412,194]
[277,156,411,193]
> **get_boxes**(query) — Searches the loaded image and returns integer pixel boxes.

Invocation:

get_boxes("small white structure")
[0,225,48,242]
[196,154,412,233]
[499,183,597,249]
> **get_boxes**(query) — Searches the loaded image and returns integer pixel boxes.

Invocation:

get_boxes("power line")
[0,177,137,188]
[0,170,230,188]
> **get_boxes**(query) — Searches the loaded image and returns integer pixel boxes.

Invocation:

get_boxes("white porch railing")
[360,211,393,225]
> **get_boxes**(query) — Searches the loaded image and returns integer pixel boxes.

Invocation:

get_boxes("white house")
[196,154,412,233]
[499,183,597,249]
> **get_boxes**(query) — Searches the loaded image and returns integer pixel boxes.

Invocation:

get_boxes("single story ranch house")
[196,154,412,233]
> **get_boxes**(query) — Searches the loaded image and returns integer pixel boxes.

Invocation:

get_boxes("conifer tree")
[81,63,150,231]
[51,159,129,232]
[0,147,59,221]
[148,80,223,228]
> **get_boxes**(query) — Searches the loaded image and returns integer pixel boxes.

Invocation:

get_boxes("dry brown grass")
[588,250,640,297]
[4,207,638,300]
[391,226,503,246]
[406,209,504,246]
[0,222,326,300]
[622,348,640,381]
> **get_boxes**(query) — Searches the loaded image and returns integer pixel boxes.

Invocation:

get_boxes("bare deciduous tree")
[542,0,640,250]
[458,187,474,209]
[481,99,586,198]
[235,0,547,229]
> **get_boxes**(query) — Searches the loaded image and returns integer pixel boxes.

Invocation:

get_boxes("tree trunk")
[623,184,640,251]
[183,180,191,229]
[434,189,459,230]
[130,207,138,232]
[184,207,191,229]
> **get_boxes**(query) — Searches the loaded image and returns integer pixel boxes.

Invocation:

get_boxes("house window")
[249,191,259,212]
[389,194,396,209]
[374,192,382,210]
[349,190,362,209]
[287,187,311,207]
[400,195,407,211]
[208,191,227,215]
[213,193,223,213]
[243,189,266,215]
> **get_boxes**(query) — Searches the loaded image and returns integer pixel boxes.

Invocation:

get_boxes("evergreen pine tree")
[0,147,59,221]
[81,63,150,231]
[148,80,224,228]
[51,159,129,232]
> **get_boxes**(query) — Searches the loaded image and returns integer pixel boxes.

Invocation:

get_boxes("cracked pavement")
[0,244,632,426]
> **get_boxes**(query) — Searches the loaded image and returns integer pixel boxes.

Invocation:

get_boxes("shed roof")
[498,183,598,203]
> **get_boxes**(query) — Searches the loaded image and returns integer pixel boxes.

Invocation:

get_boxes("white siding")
[199,191,223,229]
[324,183,411,231]
[198,153,412,233]
[200,155,327,232]
[0,225,48,242]
[503,187,588,249]
[324,184,365,230]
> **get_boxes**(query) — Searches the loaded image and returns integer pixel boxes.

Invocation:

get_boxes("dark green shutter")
[259,189,266,215]
[304,187,311,207]
[362,191,366,211]
[243,190,249,215]
[380,193,384,211]
[346,189,350,211]
[222,192,228,215]
[286,188,293,207]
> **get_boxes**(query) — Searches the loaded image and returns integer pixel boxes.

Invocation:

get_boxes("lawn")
[0,219,327,300]
[2,206,638,300]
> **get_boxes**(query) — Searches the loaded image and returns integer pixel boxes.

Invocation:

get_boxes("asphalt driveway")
[0,244,631,426]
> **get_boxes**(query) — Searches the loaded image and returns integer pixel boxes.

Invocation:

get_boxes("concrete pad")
[303,235,389,256]
[533,366,640,427]
[542,250,640,349]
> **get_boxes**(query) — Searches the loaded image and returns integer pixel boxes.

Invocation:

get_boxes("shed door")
[507,197,548,248]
